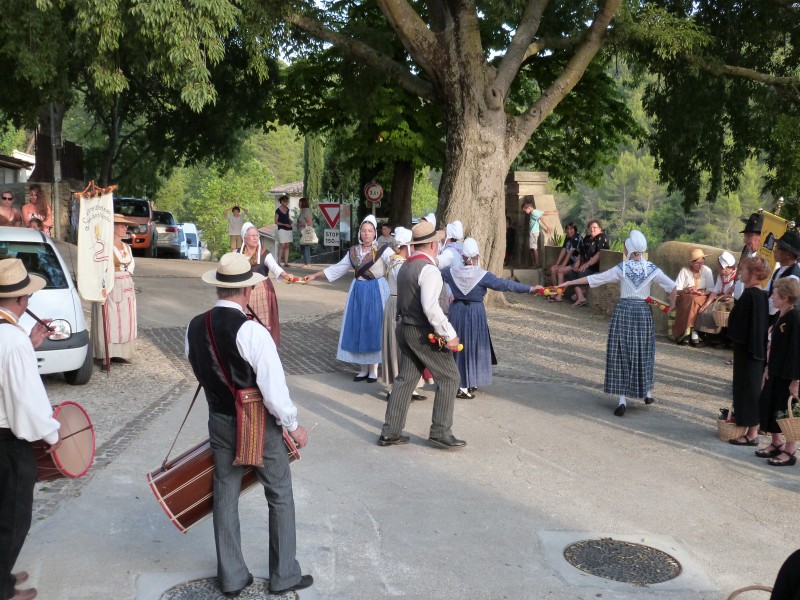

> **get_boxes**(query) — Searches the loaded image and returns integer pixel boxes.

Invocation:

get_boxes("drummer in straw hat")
[185,253,313,597]
[0,258,61,600]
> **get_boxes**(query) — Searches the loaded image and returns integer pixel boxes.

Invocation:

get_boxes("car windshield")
[115,199,150,218]
[0,242,68,289]
[154,212,175,225]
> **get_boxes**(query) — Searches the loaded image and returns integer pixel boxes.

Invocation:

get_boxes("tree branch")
[494,0,550,98]
[512,0,623,155]
[686,53,800,87]
[375,0,442,84]
[520,34,581,65]
[285,11,435,101]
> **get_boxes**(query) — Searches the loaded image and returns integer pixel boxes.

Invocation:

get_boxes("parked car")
[182,222,200,260]
[0,226,93,384]
[154,210,185,258]
[114,197,157,257]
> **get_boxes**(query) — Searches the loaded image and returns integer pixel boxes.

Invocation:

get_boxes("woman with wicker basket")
[756,277,800,467]
[695,251,737,340]
[726,256,770,447]
[560,230,677,417]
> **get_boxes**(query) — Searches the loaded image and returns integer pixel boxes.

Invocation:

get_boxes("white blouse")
[324,244,393,282]
[588,260,676,299]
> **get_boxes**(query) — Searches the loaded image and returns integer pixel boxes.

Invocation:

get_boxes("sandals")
[755,443,785,458]
[572,299,587,308]
[729,435,759,446]
[767,451,797,467]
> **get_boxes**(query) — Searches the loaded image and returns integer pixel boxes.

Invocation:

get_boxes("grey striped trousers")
[208,412,302,593]
[381,322,460,439]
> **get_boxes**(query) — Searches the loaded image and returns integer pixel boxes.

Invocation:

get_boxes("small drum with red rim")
[147,429,300,533]
[31,401,96,481]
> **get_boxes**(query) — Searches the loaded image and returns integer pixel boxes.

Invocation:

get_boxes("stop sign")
[364,182,383,203]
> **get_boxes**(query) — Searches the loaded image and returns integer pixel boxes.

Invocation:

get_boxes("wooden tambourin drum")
[147,429,300,533]
[31,401,96,481]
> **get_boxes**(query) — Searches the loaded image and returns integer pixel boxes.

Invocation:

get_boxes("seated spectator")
[28,217,43,232]
[672,248,715,345]
[552,223,582,292]
[0,191,22,227]
[695,251,736,342]
[563,220,609,307]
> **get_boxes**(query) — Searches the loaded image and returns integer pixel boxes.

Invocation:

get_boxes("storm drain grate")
[160,577,295,599]
[563,538,682,586]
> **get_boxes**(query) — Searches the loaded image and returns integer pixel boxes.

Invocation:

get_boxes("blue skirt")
[337,278,388,364]
[449,300,496,388]
[604,299,654,397]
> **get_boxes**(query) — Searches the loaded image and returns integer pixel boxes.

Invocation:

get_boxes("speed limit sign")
[364,182,383,203]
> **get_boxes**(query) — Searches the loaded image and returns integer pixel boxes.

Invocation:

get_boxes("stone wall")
[505,171,563,267]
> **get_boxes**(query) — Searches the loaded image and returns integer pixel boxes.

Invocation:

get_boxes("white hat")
[624,230,647,255]
[422,213,436,229]
[0,258,46,298]
[718,251,736,268]
[361,215,377,229]
[202,253,266,288]
[462,237,480,258]
[393,226,412,247]
[240,221,256,239]
[446,220,464,241]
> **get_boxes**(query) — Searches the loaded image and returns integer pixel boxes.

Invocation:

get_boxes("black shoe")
[353,374,368,382]
[271,574,314,595]
[729,436,759,446]
[411,392,428,401]
[366,376,378,383]
[428,434,466,449]
[456,389,475,399]
[223,574,253,597]
[614,404,626,417]
[644,396,654,405]
[378,435,410,447]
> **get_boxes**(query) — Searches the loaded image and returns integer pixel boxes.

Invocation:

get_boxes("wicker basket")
[712,298,733,328]
[726,585,772,599]
[776,396,800,442]
[717,413,747,442]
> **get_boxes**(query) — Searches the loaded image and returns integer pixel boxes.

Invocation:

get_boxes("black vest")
[187,307,258,416]
[396,255,447,327]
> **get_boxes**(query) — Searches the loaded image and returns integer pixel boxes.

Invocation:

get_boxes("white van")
[182,223,201,260]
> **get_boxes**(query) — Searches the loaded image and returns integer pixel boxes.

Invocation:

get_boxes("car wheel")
[146,236,156,258]
[64,339,93,385]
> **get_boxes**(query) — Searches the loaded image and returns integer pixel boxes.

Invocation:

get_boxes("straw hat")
[113,214,136,226]
[689,248,708,262]
[411,220,445,244]
[201,253,266,288]
[0,258,46,298]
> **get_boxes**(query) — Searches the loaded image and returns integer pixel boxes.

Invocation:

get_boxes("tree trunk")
[99,96,121,187]
[389,159,414,227]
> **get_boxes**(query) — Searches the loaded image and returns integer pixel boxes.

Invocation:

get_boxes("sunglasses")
[1,196,12,201]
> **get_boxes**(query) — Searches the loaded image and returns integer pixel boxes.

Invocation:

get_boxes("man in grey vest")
[379,220,465,449]
[186,253,312,597]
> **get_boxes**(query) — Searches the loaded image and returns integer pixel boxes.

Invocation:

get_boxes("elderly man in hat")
[0,258,62,600]
[185,253,312,597]
[766,230,800,314]
[734,212,764,300]
[380,220,465,449]
[672,248,715,346]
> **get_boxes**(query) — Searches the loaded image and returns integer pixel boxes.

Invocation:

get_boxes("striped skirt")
[250,279,280,347]
[604,299,654,398]
[92,271,137,359]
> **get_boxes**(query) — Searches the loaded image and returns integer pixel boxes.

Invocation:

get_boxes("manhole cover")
[160,577,296,599]
[563,538,682,586]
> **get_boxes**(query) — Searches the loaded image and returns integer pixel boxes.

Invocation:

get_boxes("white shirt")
[436,245,462,270]
[413,252,458,341]
[674,265,714,292]
[184,301,298,431]
[0,308,60,443]
[323,244,393,281]
[588,262,676,299]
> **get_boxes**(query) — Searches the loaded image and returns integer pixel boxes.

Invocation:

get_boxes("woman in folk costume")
[560,230,677,417]
[305,215,392,382]
[92,214,138,363]
[442,238,536,399]
[238,222,293,346]
[381,227,427,401]
[437,220,465,270]
[756,277,800,467]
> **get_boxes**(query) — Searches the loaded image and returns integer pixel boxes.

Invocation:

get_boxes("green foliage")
[0,118,26,155]
[411,170,438,219]
[246,127,305,186]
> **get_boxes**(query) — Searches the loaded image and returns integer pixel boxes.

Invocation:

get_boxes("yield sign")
[319,203,340,229]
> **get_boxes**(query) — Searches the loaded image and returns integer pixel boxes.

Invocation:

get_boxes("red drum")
[31,401,96,482]
[147,429,300,533]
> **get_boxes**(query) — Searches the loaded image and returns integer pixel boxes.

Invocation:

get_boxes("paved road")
[21,251,800,599]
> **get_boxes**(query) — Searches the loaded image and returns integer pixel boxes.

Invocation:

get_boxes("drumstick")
[25,308,55,332]
[308,422,318,435]
[59,425,93,441]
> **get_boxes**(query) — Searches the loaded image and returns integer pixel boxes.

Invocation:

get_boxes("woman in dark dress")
[726,256,770,446]
[756,277,800,467]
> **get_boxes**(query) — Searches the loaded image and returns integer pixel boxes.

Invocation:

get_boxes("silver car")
[154,210,184,258]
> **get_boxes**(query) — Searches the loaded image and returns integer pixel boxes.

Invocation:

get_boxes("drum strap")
[161,383,203,469]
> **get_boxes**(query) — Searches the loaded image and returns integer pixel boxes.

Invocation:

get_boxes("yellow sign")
[756,210,790,287]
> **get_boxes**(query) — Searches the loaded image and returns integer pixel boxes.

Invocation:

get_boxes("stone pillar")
[505,171,563,267]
